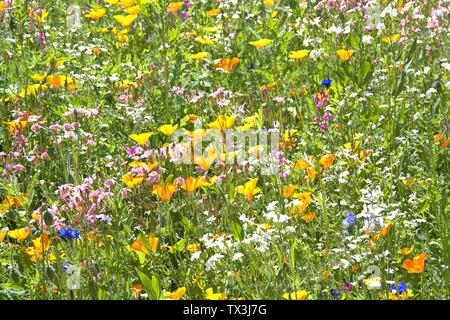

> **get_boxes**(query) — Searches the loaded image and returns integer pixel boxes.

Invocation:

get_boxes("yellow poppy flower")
[166,2,183,14]
[165,287,186,300]
[122,174,144,188]
[336,49,355,61]
[189,52,209,61]
[0,228,8,243]
[206,9,221,16]
[152,183,177,202]
[0,2,8,13]
[8,227,30,241]
[114,14,137,27]
[382,34,400,44]
[158,124,178,137]
[197,36,215,45]
[186,243,200,253]
[282,290,309,300]
[208,115,236,130]
[212,57,240,71]
[205,288,227,300]
[249,39,272,48]
[129,132,153,145]
[85,8,106,21]
[289,50,310,60]
[124,5,140,14]
[118,0,137,8]
[235,178,261,202]
[282,185,297,198]
[319,154,335,169]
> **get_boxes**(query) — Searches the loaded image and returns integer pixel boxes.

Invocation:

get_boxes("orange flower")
[152,183,177,202]
[402,253,428,273]
[0,2,7,13]
[131,236,158,255]
[0,228,8,243]
[212,57,240,72]
[319,154,335,169]
[434,132,449,148]
[301,211,316,222]
[131,283,144,299]
[166,2,183,14]
[24,234,54,262]
[282,185,297,199]
[181,176,207,194]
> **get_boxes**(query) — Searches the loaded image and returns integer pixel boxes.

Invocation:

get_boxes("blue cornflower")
[321,79,333,87]
[330,288,340,298]
[398,282,408,294]
[389,283,397,293]
[62,261,70,272]
[58,227,80,240]
[343,212,356,229]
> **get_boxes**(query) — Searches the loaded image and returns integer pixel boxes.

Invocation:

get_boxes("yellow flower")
[263,0,278,8]
[105,0,119,4]
[282,290,309,300]
[114,14,137,27]
[402,177,416,187]
[118,0,137,8]
[282,185,297,199]
[124,5,140,14]
[235,178,261,202]
[8,227,30,241]
[197,36,215,45]
[24,234,53,262]
[319,154,335,169]
[158,124,178,137]
[336,49,355,61]
[249,39,272,48]
[398,247,414,255]
[166,2,183,14]
[152,183,177,202]
[382,34,400,44]
[0,2,8,13]
[289,50,310,60]
[122,173,144,188]
[131,235,158,255]
[165,287,186,300]
[206,9,221,16]
[85,8,106,21]
[205,288,227,300]
[208,115,236,130]
[189,52,209,61]
[186,243,200,253]
[290,191,312,215]
[129,132,153,145]
[111,27,129,43]
[0,228,8,243]
[181,176,206,194]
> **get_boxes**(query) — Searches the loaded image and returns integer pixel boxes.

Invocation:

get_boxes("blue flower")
[398,282,408,294]
[389,283,397,293]
[321,79,332,87]
[330,288,340,298]
[58,227,80,240]
[62,261,70,272]
[343,212,356,229]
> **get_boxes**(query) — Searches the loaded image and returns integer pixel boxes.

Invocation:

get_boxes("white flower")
[232,253,244,261]
[362,35,374,44]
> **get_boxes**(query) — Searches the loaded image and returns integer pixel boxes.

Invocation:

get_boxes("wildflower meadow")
[0,0,449,301]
